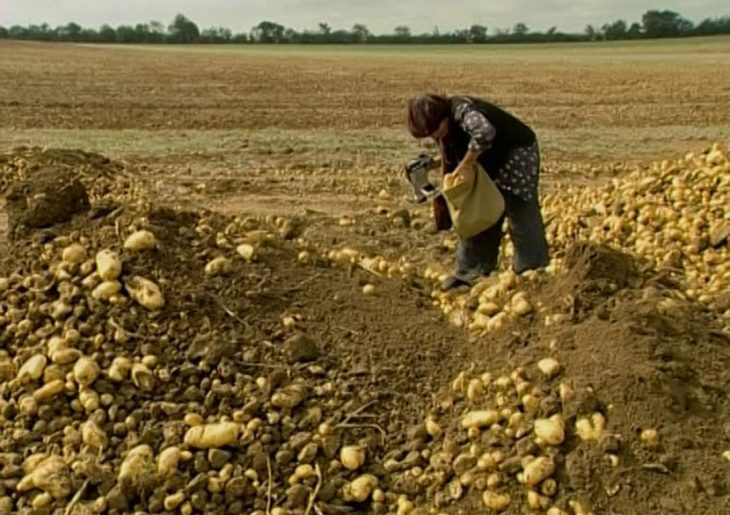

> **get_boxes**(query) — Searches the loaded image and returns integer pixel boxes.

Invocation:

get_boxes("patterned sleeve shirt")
[452,102,539,202]
[453,102,496,153]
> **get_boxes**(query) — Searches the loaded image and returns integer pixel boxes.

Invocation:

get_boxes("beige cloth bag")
[441,164,505,240]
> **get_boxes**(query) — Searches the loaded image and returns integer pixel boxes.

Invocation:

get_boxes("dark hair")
[406,94,451,138]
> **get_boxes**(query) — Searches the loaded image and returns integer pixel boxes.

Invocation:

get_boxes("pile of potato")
[372,359,620,514]
[312,144,729,335]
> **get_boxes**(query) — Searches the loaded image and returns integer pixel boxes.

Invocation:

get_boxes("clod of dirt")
[5,165,89,238]
[284,333,320,363]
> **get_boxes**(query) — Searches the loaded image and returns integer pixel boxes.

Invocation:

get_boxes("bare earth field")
[0,39,729,515]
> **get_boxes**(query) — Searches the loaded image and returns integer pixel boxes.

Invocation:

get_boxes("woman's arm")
[453,105,496,181]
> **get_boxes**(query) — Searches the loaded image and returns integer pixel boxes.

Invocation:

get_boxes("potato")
[17,456,72,499]
[482,491,511,511]
[32,380,65,403]
[119,444,155,484]
[62,244,87,265]
[576,412,606,442]
[131,363,155,391]
[340,445,367,471]
[342,474,378,503]
[461,410,499,429]
[125,276,165,310]
[236,243,256,261]
[184,422,241,449]
[92,280,122,301]
[205,256,231,276]
[81,420,108,449]
[425,417,443,439]
[271,383,308,409]
[96,249,122,281]
[466,379,484,401]
[79,388,100,412]
[640,428,660,447]
[537,358,561,378]
[158,491,185,511]
[18,354,47,383]
[362,284,376,296]
[124,230,157,251]
[158,447,183,477]
[108,356,133,382]
[534,415,566,446]
[73,357,101,387]
[523,456,556,486]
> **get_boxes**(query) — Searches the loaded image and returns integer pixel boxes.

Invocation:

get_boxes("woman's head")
[406,94,450,139]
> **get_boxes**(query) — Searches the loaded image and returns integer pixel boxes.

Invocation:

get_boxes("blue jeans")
[453,190,549,281]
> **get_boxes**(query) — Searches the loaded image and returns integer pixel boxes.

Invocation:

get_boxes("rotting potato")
[125,276,165,310]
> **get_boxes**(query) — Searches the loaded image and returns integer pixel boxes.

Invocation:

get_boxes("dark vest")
[440,96,536,176]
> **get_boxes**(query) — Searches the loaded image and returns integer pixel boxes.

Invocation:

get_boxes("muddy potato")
[340,445,367,471]
[17,456,72,500]
[62,244,87,266]
[576,413,606,442]
[342,474,378,503]
[118,444,155,485]
[18,354,47,383]
[184,422,240,448]
[205,256,231,276]
[522,456,556,486]
[125,276,165,310]
[534,415,566,446]
[91,280,122,301]
[537,358,562,378]
[108,356,133,382]
[74,356,101,387]
[462,410,499,429]
[81,419,108,449]
[483,491,511,511]
[96,249,122,281]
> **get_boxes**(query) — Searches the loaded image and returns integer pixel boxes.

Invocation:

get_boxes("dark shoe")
[441,275,471,291]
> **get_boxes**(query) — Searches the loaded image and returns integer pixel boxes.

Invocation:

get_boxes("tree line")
[1,11,729,45]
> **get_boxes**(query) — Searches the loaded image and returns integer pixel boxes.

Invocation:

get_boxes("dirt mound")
[0,196,476,514]
[401,242,730,514]
[5,165,90,239]
[0,147,144,206]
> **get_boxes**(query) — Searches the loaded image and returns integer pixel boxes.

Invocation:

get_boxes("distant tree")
[149,20,166,42]
[98,24,117,42]
[251,21,285,43]
[585,24,597,41]
[603,20,627,40]
[641,10,691,38]
[80,28,98,42]
[58,22,82,41]
[0,26,8,38]
[627,22,643,38]
[352,23,370,42]
[168,13,199,43]
[8,25,28,39]
[394,25,411,41]
[513,22,529,37]
[547,26,558,35]
[231,32,249,43]
[116,25,137,43]
[318,22,332,35]
[468,24,488,43]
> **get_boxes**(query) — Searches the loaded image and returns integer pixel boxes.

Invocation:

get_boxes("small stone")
[286,484,311,509]
[225,477,248,497]
[284,334,319,364]
[298,443,319,464]
[207,449,231,470]
[106,485,129,511]
[452,454,477,477]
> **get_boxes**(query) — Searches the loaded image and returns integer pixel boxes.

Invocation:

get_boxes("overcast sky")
[3,0,728,34]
